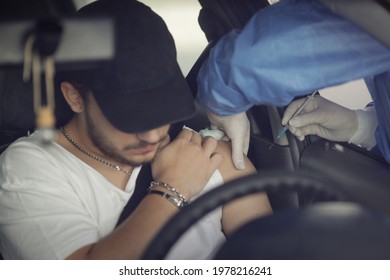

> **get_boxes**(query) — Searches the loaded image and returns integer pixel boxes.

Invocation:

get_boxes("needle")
[269,91,317,150]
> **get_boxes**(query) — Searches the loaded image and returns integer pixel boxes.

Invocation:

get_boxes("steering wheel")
[214,200,390,259]
[141,169,347,259]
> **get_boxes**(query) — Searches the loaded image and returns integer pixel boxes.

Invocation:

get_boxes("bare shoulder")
[214,140,256,183]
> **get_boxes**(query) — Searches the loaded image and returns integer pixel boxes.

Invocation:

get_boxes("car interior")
[1,0,390,260]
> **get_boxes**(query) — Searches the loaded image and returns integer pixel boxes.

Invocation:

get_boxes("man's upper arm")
[214,140,256,182]
[213,140,272,236]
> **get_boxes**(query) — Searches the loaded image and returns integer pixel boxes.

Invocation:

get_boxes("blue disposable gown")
[197,0,390,163]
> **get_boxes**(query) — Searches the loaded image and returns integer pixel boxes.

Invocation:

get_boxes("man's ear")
[60,82,85,113]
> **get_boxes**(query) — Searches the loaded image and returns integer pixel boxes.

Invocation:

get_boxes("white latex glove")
[282,95,378,149]
[207,111,250,170]
[346,106,377,149]
[281,95,358,142]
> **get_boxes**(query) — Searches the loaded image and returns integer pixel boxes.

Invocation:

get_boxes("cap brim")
[94,73,196,133]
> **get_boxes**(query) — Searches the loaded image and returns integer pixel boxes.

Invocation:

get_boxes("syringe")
[269,91,317,150]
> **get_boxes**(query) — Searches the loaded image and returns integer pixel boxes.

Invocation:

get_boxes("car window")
[320,79,373,109]
[139,0,207,76]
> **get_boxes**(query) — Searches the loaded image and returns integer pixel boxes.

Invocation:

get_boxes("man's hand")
[207,111,250,170]
[282,95,358,142]
[151,128,223,199]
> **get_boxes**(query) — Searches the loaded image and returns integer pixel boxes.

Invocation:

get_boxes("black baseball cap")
[70,0,195,133]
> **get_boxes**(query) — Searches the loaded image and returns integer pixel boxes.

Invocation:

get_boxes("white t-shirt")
[0,131,225,260]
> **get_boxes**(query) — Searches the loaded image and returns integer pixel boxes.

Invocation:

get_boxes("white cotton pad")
[199,129,225,140]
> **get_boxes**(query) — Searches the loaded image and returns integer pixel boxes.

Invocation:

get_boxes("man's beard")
[84,110,167,167]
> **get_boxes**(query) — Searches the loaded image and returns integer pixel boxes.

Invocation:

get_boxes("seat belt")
[115,123,183,227]
[115,163,153,227]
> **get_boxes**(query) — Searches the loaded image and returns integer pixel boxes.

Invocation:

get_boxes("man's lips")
[130,144,158,154]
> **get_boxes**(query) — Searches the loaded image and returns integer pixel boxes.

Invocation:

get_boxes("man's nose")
[136,129,163,144]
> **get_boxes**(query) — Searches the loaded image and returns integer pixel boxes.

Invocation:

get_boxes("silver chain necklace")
[60,127,131,176]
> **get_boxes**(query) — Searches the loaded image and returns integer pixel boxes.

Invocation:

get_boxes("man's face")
[84,93,170,167]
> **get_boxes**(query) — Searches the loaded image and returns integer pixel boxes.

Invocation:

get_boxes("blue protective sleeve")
[365,73,390,163]
[197,0,390,115]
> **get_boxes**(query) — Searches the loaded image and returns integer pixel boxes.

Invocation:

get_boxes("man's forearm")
[66,195,178,260]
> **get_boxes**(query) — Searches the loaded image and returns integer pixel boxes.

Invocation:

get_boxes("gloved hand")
[207,111,250,170]
[282,95,378,149]
[281,95,358,142]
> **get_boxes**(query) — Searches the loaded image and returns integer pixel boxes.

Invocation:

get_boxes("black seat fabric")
[0,69,34,146]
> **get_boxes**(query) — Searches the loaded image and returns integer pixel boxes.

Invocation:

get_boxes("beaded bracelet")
[148,181,188,208]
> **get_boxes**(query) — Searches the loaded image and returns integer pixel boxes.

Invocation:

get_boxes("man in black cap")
[0,0,271,259]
